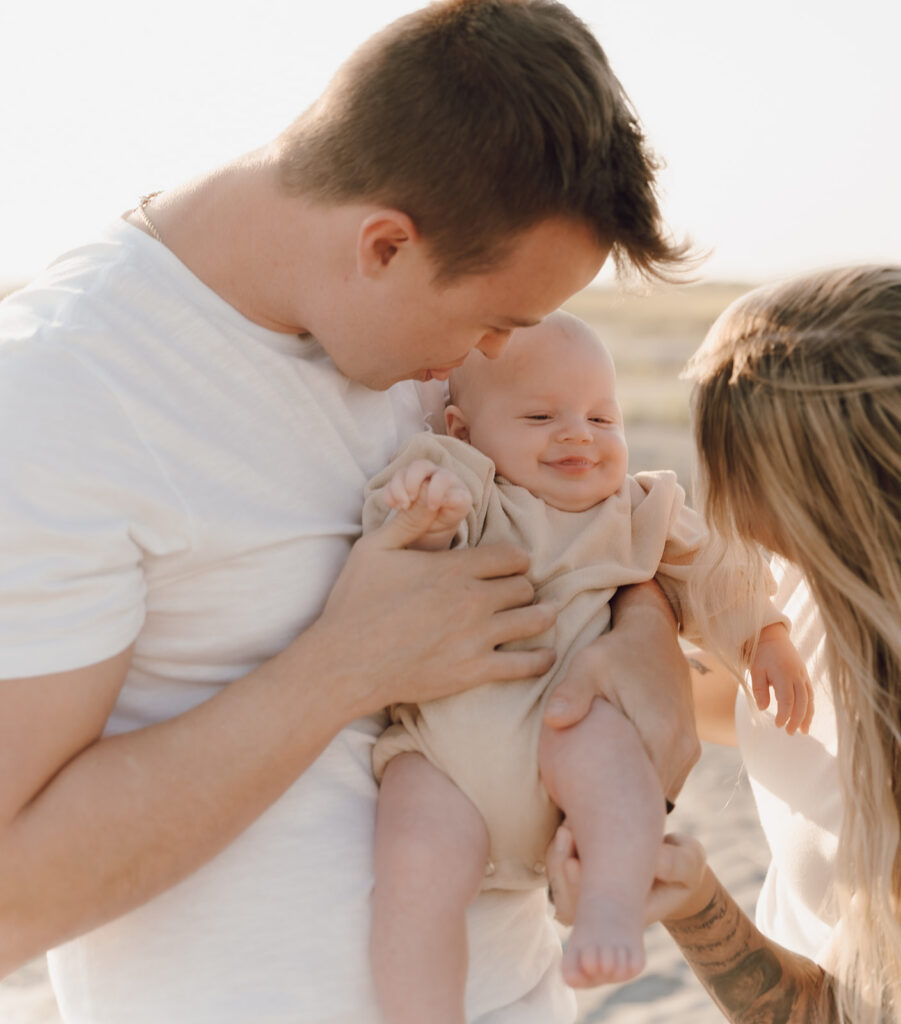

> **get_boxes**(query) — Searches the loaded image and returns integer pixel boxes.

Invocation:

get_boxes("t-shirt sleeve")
[0,345,188,677]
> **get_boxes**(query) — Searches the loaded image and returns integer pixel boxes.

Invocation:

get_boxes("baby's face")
[449,316,628,512]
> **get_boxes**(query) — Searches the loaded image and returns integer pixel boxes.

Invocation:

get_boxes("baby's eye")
[590,416,614,425]
[525,414,552,421]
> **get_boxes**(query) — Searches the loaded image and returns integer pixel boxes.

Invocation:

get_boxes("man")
[0,2,698,1020]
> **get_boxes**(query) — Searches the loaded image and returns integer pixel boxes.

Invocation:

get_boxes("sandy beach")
[0,740,766,1023]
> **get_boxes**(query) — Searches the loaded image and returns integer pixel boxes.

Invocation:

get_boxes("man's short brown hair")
[276,0,691,281]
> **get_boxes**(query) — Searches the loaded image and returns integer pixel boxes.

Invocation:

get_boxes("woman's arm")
[665,868,835,1023]
[548,826,836,1022]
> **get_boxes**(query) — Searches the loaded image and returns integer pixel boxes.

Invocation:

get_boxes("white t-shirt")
[0,221,575,1024]
[736,558,842,964]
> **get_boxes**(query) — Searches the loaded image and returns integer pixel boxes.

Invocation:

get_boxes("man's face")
[325,218,609,391]
[450,318,629,512]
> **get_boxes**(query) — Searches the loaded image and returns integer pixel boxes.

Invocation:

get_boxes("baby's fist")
[749,623,814,735]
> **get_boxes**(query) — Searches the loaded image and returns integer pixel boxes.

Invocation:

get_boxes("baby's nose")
[556,416,592,441]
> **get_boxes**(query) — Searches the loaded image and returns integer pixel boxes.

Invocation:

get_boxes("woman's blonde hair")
[685,265,901,1022]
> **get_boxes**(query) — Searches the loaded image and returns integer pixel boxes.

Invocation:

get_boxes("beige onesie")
[364,433,773,891]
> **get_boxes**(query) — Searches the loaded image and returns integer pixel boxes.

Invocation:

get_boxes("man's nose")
[476,329,512,360]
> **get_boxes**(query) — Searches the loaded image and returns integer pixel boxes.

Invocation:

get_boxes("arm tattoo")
[687,656,712,675]
[666,878,836,1023]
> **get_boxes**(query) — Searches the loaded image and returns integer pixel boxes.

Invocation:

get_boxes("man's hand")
[311,519,557,718]
[542,580,700,802]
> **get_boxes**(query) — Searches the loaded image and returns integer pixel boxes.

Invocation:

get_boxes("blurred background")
[1,0,898,286]
[1,1,897,1020]
[3,0,898,489]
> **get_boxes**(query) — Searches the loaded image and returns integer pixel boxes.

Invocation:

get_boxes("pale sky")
[1,0,897,285]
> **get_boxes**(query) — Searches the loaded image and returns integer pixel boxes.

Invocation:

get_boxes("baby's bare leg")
[371,752,490,1024]
[539,698,665,987]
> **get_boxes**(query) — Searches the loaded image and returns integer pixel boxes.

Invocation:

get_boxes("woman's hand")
[547,823,713,928]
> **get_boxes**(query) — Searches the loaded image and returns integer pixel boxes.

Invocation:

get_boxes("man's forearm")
[0,531,553,977]
[608,580,699,797]
[0,631,351,977]
[610,577,678,627]
[665,869,835,1023]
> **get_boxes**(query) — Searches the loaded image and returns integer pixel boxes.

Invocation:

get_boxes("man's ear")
[357,209,420,278]
[445,405,470,442]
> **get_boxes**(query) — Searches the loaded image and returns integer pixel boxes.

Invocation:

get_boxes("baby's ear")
[444,405,470,442]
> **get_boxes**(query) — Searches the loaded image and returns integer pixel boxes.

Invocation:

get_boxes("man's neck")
[132,153,335,335]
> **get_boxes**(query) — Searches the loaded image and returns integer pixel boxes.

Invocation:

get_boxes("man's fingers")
[482,646,556,684]
[489,600,556,647]
[460,542,531,580]
[485,574,537,612]
[367,506,440,550]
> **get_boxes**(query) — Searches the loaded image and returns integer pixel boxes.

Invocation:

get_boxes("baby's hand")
[381,459,473,548]
[749,622,814,735]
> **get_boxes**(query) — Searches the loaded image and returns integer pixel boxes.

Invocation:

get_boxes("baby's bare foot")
[561,894,645,988]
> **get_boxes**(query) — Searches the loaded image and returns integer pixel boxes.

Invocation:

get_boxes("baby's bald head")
[448,310,615,413]
[444,310,626,510]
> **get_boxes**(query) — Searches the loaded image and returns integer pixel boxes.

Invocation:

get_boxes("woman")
[551,264,901,1022]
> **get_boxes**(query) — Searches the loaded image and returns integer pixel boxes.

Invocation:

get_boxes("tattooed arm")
[548,825,838,1020]
[665,867,836,1023]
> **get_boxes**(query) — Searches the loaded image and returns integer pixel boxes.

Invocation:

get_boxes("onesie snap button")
[484,861,496,877]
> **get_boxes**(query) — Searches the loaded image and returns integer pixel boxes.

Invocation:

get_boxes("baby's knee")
[538,698,658,803]
[376,754,490,897]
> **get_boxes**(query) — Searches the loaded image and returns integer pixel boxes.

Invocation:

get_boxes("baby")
[363,311,811,1023]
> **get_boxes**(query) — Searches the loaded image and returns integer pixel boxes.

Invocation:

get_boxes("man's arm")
[0,522,556,978]
[0,642,348,975]
[665,869,835,1023]
[543,580,700,802]
[686,646,740,747]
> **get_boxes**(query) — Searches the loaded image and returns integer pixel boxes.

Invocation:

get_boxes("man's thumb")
[543,675,594,729]
[371,503,440,550]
